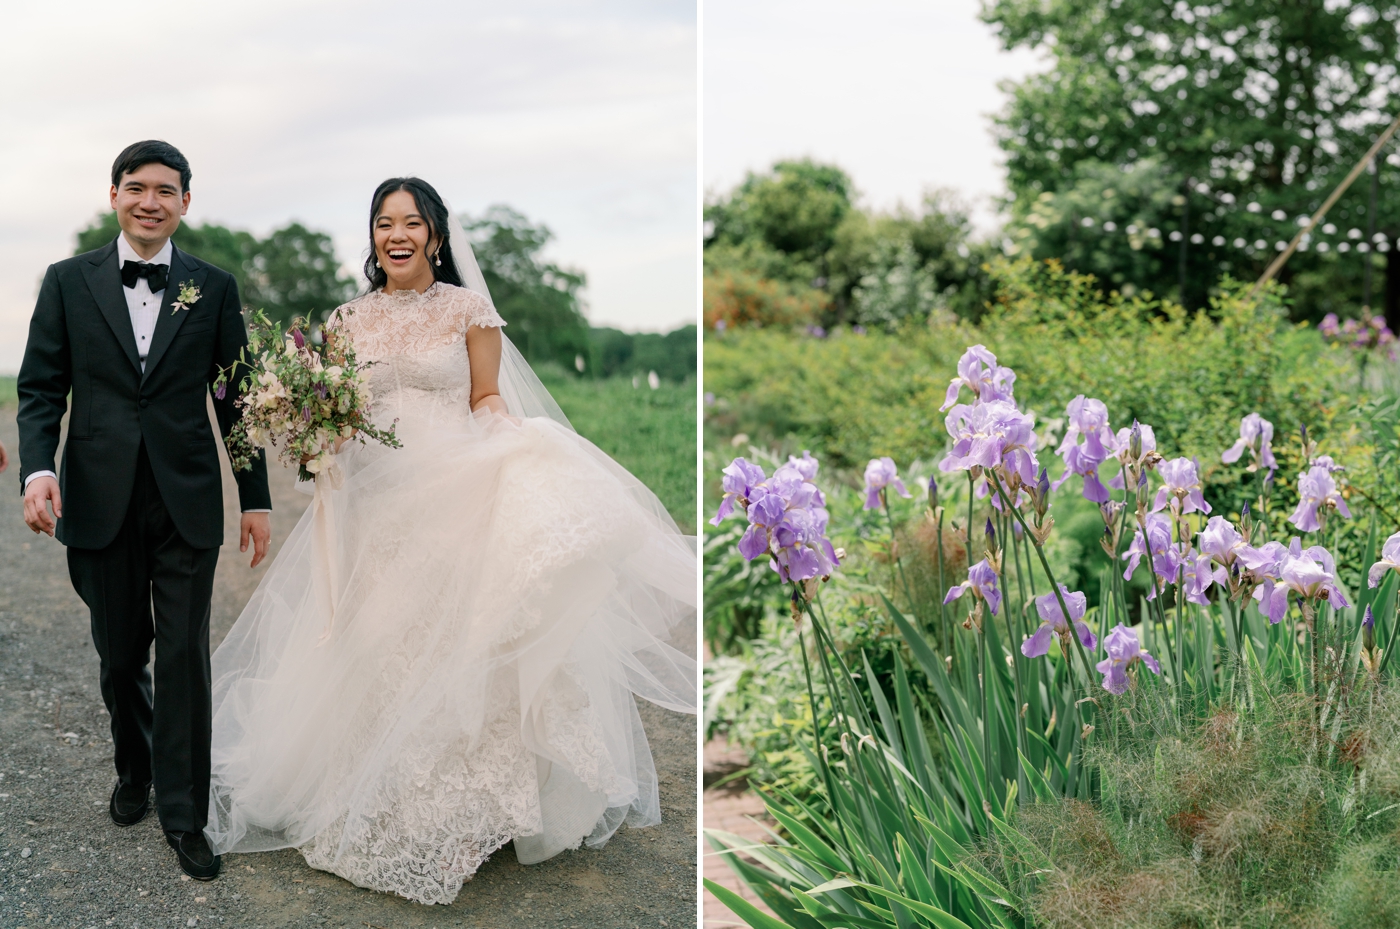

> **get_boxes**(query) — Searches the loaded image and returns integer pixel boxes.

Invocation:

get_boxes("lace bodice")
[332,282,506,361]
[330,283,507,430]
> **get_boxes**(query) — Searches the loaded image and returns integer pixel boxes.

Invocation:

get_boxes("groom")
[16,140,271,881]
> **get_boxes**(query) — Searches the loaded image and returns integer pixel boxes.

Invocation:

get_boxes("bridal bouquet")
[216,310,400,481]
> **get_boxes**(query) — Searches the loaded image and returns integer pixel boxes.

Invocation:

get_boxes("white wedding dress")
[204,282,697,905]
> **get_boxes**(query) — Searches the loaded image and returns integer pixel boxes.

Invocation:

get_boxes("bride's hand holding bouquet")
[216,310,400,482]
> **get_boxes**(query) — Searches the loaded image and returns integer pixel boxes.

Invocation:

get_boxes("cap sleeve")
[453,288,507,332]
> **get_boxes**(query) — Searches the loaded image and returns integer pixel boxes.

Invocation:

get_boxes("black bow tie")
[121,260,168,292]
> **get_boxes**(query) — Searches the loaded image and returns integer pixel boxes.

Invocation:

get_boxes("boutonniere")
[171,281,201,315]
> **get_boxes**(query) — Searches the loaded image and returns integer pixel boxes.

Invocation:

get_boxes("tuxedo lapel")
[78,240,142,376]
[142,245,208,384]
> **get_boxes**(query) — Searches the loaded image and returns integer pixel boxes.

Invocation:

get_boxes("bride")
[204,177,697,905]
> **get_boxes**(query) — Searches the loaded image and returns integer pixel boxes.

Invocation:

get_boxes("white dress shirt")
[26,234,270,515]
[116,232,171,371]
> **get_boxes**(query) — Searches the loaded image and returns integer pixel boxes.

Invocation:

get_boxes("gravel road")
[0,407,697,929]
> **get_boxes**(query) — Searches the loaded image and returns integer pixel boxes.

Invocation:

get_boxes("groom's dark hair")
[365,177,464,290]
[112,140,192,193]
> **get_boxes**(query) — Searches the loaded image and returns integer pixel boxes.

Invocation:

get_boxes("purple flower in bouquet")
[1368,530,1400,588]
[939,344,1017,411]
[214,382,227,401]
[1221,413,1277,472]
[1096,624,1161,695]
[939,400,1039,487]
[862,457,911,509]
[1152,457,1211,516]
[291,328,305,350]
[1022,584,1096,658]
[1288,464,1351,532]
[1053,395,1115,502]
[944,558,1002,618]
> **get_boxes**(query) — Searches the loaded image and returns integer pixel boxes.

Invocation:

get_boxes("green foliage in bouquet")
[216,310,400,482]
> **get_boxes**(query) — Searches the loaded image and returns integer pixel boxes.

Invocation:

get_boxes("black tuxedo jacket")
[16,238,271,550]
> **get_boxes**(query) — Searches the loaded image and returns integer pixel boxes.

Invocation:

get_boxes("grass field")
[543,373,697,533]
[0,373,697,533]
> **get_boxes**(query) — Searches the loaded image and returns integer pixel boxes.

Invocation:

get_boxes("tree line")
[706,0,1400,331]
[77,208,695,383]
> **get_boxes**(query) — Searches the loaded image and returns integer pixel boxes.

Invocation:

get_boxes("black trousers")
[67,444,219,833]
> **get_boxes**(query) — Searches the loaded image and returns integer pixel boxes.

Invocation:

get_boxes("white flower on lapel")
[171,281,202,315]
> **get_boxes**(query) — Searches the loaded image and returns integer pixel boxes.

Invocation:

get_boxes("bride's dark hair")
[364,177,464,290]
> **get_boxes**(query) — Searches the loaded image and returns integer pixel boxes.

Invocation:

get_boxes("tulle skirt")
[205,409,696,905]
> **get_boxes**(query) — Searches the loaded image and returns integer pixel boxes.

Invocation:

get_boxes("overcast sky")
[0,0,696,373]
[704,0,1043,229]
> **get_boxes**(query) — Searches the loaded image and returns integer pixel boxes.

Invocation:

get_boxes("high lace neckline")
[382,282,444,301]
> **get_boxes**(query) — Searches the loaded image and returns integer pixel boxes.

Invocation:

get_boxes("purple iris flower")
[939,400,1040,486]
[1320,313,1341,338]
[710,457,766,526]
[1308,455,1345,473]
[1053,395,1115,502]
[1238,540,1290,623]
[1244,538,1349,622]
[1198,515,1248,568]
[786,450,820,481]
[863,457,912,509]
[939,344,1017,411]
[1021,585,1096,657]
[1288,464,1351,532]
[1170,550,1222,606]
[1279,542,1349,608]
[1152,457,1211,516]
[1108,422,1157,488]
[1096,624,1161,695]
[1368,531,1400,588]
[944,558,1001,617]
[713,456,841,583]
[1122,513,1174,581]
[1221,413,1277,472]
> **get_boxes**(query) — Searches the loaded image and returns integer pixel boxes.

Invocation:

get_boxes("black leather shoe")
[109,781,150,827]
[165,830,220,881]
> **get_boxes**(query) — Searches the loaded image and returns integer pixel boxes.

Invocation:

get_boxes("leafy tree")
[984,0,1400,322]
[588,325,697,382]
[463,206,590,371]
[705,161,991,328]
[245,223,356,327]
[74,212,353,326]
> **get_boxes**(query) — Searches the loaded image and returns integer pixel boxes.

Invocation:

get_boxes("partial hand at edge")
[23,475,61,536]
[240,512,271,568]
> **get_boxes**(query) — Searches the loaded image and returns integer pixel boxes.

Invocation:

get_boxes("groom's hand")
[240,512,270,568]
[23,476,62,536]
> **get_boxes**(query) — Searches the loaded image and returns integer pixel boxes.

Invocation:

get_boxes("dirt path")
[0,408,696,929]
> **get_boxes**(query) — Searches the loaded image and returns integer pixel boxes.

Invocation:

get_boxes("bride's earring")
[434,250,442,267]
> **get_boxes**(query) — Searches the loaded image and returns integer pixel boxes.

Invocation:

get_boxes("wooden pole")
[1252,111,1400,300]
